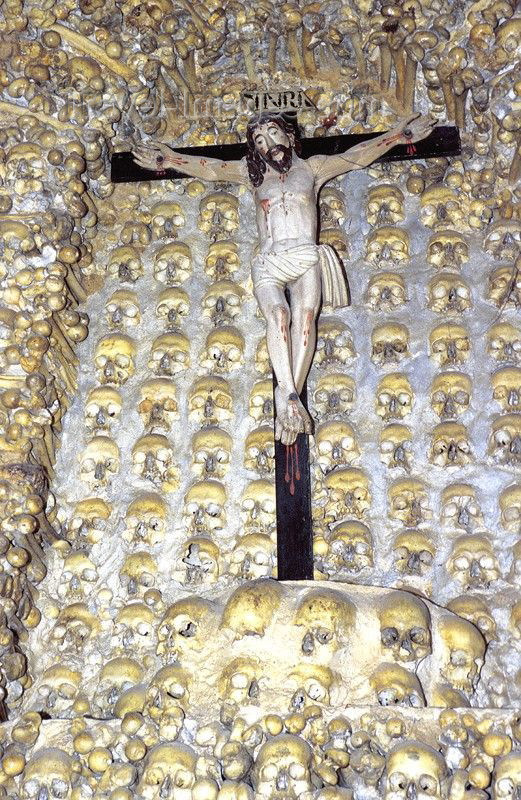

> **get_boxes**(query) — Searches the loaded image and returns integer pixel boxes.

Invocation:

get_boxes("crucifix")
[112,113,460,581]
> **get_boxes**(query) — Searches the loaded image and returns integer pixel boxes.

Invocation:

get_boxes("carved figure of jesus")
[132,112,434,444]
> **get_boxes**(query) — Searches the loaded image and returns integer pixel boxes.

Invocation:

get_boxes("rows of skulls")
[0,0,520,795]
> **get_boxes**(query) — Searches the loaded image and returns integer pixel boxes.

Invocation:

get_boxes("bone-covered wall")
[0,0,520,797]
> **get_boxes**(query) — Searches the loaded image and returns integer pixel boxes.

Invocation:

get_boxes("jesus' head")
[246,112,302,187]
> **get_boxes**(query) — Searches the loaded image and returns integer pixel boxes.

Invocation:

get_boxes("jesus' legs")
[288,263,322,395]
[254,282,312,445]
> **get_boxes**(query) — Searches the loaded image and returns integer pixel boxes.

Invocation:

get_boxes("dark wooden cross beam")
[111,124,461,581]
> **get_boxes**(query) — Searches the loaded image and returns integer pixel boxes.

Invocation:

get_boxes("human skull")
[51,602,100,651]
[427,274,472,314]
[148,332,190,375]
[221,579,283,638]
[446,596,497,643]
[430,372,471,419]
[229,533,276,579]
[378,591,431,663]
[0,220,35,264]
[488,265,521,309]
[124,493,167,547]
[421,185,464,229]
[155,287,190,330]
[493,753,521,800]
[198,192,239,239]
[500,484,521,532]
[219,657,262,705]
[315,318,355,366]
[393,531,434,576]
[427,230,469,270]
[145,665,188,739]
[315,420,359,472]
[120,220,150,246]
[294,588,356,655]
[200,326,245,372]
[150,200,185,239]
[318,520,373,576]
[319,226,350,258]
[138,379,179,432]
[430,324,470,366]
[241,479,276,533]
[84,386,122,431]
[492,367,521,412]
[287,663,334,709]
[57,551,97,600]
[79,435,120,488]
[487,323,521,364]
[376,374,413,420]
[132,434,178,491]
[204,240,240,281]
[484,219,521,260]
[313,374,355,418]
[138,743,197,800]
[94,334,136,385]
[384,741,447,800]
[447,535,500,588]
[320,187,347,227]
[157,596,219,663]
[441,484,484,532]
[366,226,409,266]
[366,272,407,311]
[183,479,227,533]
[249,380,274,423]
[105,288,141,329]
[323,467,371,520]
[37,665,81,715]
[108,244,143,283]
[189,376,233,424]
[120,551,158,597]
[191,427,232,478]
[388,479,431,526]
[255,337,271,375]
[370,663,425,707]
[21,749,74,800]
[94,656,144,715]
[5,143,46,194]
[437,615,485,692]
[179,537,221,585]
[112,601,156,654]
[380,424,413,471]
[366,185,405,226]
[244,427,275,475]
[490,415,521,464]
[430,422,472,467]
[68,497,111,545]
[153,242,192,285]
[371,322,410,365]
[202,280,245,325]
[252,735,313,800]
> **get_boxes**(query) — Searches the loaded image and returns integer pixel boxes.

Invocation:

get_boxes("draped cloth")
[251,244,350,309]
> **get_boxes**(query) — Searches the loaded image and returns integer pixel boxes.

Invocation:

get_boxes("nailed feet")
[274,388,313,445]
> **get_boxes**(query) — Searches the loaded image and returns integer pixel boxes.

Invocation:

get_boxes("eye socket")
[389,772,406,791]
[454,555,470,569]
[289,762,307,780]
[419,774,438,794]
[410,626,426,643]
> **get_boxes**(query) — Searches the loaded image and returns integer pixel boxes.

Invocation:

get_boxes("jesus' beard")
[262,144,293,173]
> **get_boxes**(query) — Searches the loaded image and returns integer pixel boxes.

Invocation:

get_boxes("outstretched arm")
[310,113,436,187]
[131,140,249,184]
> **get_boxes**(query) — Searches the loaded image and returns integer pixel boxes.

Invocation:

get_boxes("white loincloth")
[251,244,350,309]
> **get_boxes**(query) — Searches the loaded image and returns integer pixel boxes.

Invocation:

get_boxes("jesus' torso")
[252,154,319,255]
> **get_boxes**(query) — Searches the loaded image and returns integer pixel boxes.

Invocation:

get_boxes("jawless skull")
[500,484,521,532]
[148,332,190,376]
[313,374,355,418]
[124,493,167,546]
[105,289,141,328]
[487,322,521,364]
[428,274,471,314]
[376,374,413,420]
[138,379,179,432]
[155,287,190,330]
[183,479,227,534]
[366,227,410,266]
[430,324,470,366]
[366,272,406,311]
[447,535,500,588]
[427,230,469,270]
[315,420,359,472]
[371,323,410,365]
[294,589,356,656]
[492,367,521,412]
[430,372,471,419]
[315,319,355,366]
[370,663,426,707]
[200,326,245,372]
[437,615,485,693]
[378,591,432,663]
[244,426,275,475]
[84,386,122,432]
[393,531,434,576]
[490,415,521,464]
[384,741,447,800]
[252,735,313,800]
[189,376,233,424]
[380,424,413,471]
[192,427,232,478]
[366,185,405,226]
[153,242,192,286]
[430,422,472,467]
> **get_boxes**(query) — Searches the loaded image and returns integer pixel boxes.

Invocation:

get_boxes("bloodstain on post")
[285,443,301,495]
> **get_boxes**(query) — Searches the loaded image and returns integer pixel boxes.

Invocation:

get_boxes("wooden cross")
[111,124,461,581]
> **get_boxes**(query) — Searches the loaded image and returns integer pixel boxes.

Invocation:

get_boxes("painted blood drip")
[285,442,301,495]
[406,143,417,155]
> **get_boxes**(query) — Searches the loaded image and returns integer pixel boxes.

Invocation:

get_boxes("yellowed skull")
[366,185,405,226]
[202,280,246,325]
[105,288,141,328]
[94,334,136,385]
[384,741,447,800]
[124,493,167,546]
[378,591,431,663]
[313,374,356,418]
[428,274,471,314]
[200,326,245,372]
[438,614,485,693]
[366,226,410,266]
[249,379,274,422]
[393,531,434,576]
[366,272,406,311]
[188,376,233,424]
[244,426,275,475]
[149,200,185,239]
[430,372,471,419]
[315,420,359,472]
[447,534,500,588]
[148,332,190,376]
[204,240,240,281]
[153,242,192,285]
[138,379,179,431]
[490,415,521,464]
[487,322,521,363]
[441,484,484,532]
[84,386,122,431]
[376,374,413,420]
[380,424,412,471]
[370,663,425,707]
[108,244,143,283]
[430,323,470,366]
[430,422,472,467]
[131,434,179,492]
[315,318,355,366]
[230,532,276,579]
[388,479,431,526]
[427,230,469,270]
[183,479,227,533]
[198,192,239,239]
[155,287,190,330]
